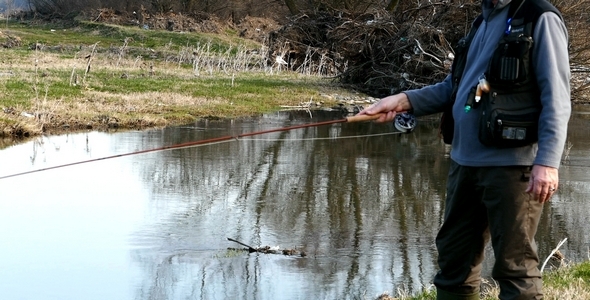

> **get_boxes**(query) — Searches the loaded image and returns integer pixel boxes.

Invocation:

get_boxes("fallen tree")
[266,2,480,98]
[266,0,590,100]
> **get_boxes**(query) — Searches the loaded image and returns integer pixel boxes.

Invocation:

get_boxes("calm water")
[1,109,589,300]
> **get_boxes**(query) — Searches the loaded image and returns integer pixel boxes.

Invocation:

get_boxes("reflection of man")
[358,0,571,298]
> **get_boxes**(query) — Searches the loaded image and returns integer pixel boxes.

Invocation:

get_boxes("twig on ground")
[541,238,568,273]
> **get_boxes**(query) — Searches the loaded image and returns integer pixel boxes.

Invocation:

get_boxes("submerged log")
[227,237,307,257]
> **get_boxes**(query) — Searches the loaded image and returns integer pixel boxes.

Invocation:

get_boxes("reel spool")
[393,112,416,133]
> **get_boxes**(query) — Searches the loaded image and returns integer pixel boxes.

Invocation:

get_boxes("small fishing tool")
[0,112,415,180]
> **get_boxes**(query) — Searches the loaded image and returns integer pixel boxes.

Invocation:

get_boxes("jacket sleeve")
[532,12,571,168]
[403,74,453,117]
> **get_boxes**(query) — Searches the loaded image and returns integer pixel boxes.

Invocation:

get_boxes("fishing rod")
[0,112,416,180]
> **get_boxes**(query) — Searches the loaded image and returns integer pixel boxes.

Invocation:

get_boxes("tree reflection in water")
[130,110,590,300]
[130,111,447,299]
[1,111,589,300]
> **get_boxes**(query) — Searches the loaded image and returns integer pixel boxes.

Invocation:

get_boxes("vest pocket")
[478,89,540,148]
[487,33,533,85]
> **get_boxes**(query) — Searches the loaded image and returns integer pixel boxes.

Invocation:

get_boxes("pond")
[1,109,589,300]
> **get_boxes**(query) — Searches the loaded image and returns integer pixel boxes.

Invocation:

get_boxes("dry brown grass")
[9,30,307,138]
[373,258,590,300]
[1,40,351,137]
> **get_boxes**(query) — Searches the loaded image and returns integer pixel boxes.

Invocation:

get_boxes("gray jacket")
[405,0,571,168]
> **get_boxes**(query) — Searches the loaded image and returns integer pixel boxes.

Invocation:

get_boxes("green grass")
[379,261,590,300]
[543,260,590,289]
[0,18,354,137]
[4,20,258,53]
[573,261,590,278]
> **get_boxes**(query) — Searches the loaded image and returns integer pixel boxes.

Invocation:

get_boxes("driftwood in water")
[227,237,307,257]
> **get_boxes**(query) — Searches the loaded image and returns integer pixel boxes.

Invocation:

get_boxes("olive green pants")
[434,161,543,300]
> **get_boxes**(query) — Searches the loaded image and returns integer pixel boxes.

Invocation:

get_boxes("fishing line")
[0,113,414,180]
[241,131,404,142]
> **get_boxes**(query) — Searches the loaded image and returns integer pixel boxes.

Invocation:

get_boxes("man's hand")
[525,164,559,203]
[357,93,413,123]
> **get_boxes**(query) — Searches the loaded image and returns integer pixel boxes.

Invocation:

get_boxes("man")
[357,0,571,299]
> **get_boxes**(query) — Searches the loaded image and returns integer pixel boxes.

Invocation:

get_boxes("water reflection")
[0,109,589,300]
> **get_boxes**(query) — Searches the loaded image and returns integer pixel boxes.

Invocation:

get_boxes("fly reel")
[393,112,417,133]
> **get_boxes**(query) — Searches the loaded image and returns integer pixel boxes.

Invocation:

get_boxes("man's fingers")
[525,179,533,193]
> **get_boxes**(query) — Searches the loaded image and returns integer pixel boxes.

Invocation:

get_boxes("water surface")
[1,110,589,300]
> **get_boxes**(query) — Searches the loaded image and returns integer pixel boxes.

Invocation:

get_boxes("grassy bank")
[377,261,590,300]
[0,19,361,138]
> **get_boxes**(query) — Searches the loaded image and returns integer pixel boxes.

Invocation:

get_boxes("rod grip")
[345,113,385,123]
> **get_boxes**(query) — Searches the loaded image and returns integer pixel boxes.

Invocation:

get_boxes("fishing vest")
[439,0,563,145]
